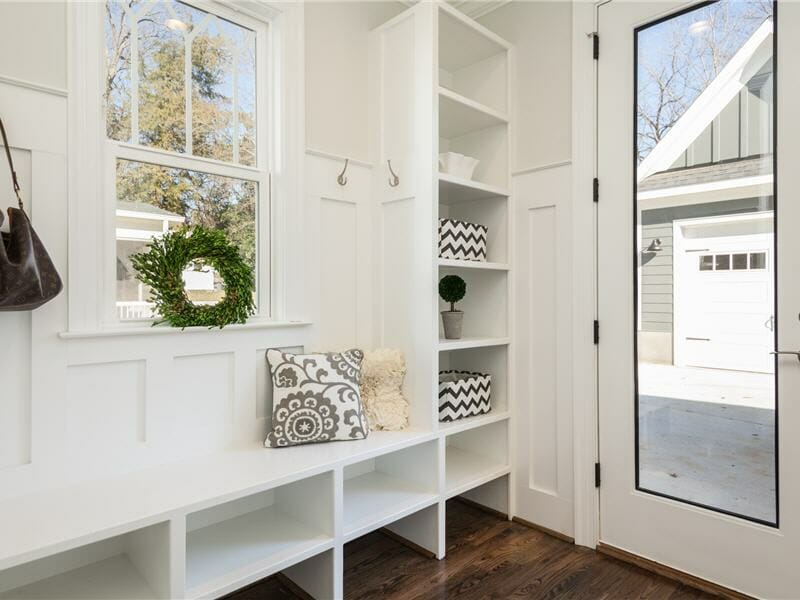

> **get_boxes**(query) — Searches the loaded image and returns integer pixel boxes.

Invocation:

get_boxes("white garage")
[673,212,774,374]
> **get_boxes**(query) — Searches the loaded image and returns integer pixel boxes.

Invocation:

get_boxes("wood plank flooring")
[227,499,719,599]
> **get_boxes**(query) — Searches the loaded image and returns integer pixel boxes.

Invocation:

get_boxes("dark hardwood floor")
[228,499,718,599]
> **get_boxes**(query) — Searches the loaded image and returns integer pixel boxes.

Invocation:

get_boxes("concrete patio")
[638,364,776,523]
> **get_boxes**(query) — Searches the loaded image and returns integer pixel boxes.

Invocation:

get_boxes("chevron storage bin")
[438,218,488,262]
[438,370,492,422]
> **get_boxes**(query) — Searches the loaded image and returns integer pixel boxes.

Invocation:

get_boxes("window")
[699,252,769,272]
[104,0,268,321]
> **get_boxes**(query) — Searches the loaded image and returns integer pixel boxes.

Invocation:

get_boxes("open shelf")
[438,267,508,339]
[438,337,509,351]
[185,473,334,598]
[438,258,509,271]
[439,87,508,139]
[0,523,170,600]
[438,4,509,115]
[446,447,510,500]
[343,441,439,541]
[445,420,510,499]
[439,410,510,436]
[438,173,509,205]
[438,4,509,73]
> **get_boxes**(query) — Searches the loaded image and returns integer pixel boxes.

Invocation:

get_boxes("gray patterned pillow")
[265,349,370,448]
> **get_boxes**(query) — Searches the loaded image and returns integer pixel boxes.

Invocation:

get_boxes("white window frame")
[68,0,305,333]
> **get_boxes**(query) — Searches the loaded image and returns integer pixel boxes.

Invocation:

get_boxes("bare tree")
[637,0,772,163]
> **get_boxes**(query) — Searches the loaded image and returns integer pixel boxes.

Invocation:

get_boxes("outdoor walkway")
[638,364,776,523]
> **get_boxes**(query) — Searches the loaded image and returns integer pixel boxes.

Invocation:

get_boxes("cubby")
[0,523,171,600]
[439,194,509,264]
[438,6,508,114]
[343,442,439,541]
[439,344,509,420]
[185,472,334,598]
[445,420,510,499]
[438,267,508,341]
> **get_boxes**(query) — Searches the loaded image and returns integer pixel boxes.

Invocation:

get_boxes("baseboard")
[597,543,754,600]
[379,527,437,559]
[511,516,575,544]
[453,495,509,520]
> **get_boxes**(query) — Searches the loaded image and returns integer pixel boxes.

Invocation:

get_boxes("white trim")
[304,147,373,169]
[638,173,773,201]
[638,20,773,181]
[58,320,312,340]
[511,159,572,178]
[571,1,599,549]
[0,75,67,98]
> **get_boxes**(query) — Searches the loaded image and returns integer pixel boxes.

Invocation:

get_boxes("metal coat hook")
[387,159,400,187]
[337,158,349,186]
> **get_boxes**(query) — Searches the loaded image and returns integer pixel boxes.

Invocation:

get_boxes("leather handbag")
[0,117,63,311]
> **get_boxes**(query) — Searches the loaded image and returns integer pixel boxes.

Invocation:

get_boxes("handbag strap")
[0,117,23,211]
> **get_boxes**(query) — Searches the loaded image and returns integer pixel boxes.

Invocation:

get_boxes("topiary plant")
[439,274,466,312]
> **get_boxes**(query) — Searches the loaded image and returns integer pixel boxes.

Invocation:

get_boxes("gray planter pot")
[441,311,464,340]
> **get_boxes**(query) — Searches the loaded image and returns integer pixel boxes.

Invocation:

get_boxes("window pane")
[105,1,133,142]
[750,252,767,269]
[732,253,748,270]
[137,2,186,152]
[115,159,256,320]
[104,0,258,166]
[636,0,776,525]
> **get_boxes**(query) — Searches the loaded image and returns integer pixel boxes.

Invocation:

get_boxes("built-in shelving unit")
[434,1,513,526]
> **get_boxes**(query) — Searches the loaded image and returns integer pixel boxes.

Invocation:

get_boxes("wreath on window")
[131,226,256,329]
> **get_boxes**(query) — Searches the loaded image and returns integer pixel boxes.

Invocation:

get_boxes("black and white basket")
[438,370,492,422]
[438,218,487,262]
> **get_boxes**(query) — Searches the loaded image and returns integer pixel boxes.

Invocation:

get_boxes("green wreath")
[131,226,256,329]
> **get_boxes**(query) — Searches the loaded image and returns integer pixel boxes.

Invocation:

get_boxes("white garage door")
[675,214,774,374]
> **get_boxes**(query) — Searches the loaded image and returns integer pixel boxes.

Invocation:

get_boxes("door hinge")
[592,33,599,60]
[593,177,599,203]
[595,462,601,487]
[593,320,599,345]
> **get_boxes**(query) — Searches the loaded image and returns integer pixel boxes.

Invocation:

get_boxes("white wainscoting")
[305,150,374,352]
[0,75,381,500]
[512,162,575,537]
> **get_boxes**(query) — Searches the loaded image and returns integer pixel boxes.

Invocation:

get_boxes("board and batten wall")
[0,0,395,501]
[479,1,576,538]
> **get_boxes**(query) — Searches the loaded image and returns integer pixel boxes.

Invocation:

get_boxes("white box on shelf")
[438,370,491,422]
[439,152,480,180]
[438,218,488,262]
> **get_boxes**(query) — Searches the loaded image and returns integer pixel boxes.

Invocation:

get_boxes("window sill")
[58,319,312,340]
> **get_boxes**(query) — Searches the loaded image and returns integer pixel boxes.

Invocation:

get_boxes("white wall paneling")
[512,163,575,538]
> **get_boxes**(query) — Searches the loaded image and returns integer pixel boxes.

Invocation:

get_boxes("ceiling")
[399,0,511,20]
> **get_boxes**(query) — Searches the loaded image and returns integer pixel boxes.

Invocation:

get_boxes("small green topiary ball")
[439,274,466,311]
[131,226,256,329]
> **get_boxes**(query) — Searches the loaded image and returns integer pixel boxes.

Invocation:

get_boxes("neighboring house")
[638,19,774,373]
[115,201,186,320]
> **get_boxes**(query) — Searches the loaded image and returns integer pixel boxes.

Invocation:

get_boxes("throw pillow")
[361,348,409,431]
[265,348,370,447]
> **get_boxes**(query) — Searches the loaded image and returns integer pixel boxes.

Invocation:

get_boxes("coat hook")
[337,158,349,186]
[387,159,400,187]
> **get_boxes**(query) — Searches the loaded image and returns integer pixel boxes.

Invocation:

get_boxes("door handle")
[771,350,800,362]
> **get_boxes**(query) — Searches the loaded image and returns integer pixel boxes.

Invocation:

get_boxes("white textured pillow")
[360,349,409,431]
[265,349,369,447]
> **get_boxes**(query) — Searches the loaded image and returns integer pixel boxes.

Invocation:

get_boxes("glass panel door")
[635,0,777,525]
